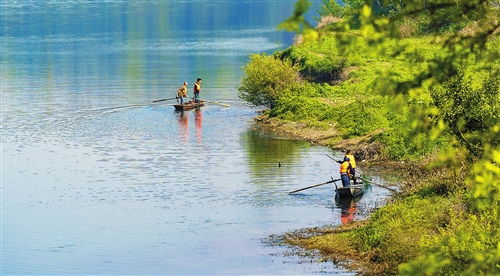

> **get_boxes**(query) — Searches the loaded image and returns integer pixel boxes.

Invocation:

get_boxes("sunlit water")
[1,1,392,274]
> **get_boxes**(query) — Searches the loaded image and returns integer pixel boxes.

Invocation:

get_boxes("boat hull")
[174,101,205,111]
[335,178,365,198]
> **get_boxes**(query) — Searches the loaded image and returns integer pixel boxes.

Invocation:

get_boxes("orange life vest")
[340,161,351,175]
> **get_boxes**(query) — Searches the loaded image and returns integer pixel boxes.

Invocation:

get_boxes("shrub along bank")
[239,1,499,274]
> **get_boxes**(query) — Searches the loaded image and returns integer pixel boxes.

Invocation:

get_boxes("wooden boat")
[174,100,205,111]
[335,177,365,198]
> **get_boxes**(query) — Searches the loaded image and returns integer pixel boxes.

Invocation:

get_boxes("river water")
[1,1,391,274]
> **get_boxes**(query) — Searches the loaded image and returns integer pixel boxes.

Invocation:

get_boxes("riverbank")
[253,115,386,162]
[239,2,499,273]
[256,113,492,275]
[282,221,381,274]
[251,110,458,274]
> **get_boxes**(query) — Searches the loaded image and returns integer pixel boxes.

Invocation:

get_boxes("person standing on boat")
[340,157,353,187]
[193,78,202,103]
[177,82,188,105]
[345,149,357,179]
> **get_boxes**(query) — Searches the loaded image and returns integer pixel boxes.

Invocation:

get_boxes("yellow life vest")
[346,154,356,168]
[194,82,201,92]
[177,86,187,97]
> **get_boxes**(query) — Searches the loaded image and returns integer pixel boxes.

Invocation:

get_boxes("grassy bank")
[239,1,499,274]
[242,34,454,161]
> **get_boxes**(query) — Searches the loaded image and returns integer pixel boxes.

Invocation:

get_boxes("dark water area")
[1,1,392,274]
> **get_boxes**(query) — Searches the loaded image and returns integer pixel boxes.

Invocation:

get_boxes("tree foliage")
[431,69,500,157]
[278,0,319,41]
[238,54,301,108]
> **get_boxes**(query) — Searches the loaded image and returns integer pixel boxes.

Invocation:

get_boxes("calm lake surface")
[1,1,391,274]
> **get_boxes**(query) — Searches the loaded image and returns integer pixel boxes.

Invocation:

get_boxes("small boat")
[174,100,205,111]
[335,177,365,198]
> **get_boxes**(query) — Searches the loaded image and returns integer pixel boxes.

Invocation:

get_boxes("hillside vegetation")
[239,0,499,274]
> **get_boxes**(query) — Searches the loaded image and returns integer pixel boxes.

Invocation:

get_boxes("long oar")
[289,179,341,194]
[153,97,178,103]
[368,181,399,193]
[201,99,230,107]
[325,154,342,163]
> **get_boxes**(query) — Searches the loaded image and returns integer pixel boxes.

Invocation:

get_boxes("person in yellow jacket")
[177,82,188,105]
[345,149,356,179]
[339,157,353,187]
[193,78,202,103]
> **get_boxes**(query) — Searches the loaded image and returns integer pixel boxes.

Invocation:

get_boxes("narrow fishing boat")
[174,100,205,111]
[335,177,365,198]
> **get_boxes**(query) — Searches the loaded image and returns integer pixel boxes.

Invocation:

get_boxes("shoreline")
[253,114,392,163]
[278,221,383,275]
[253,114,406,274]
[252,115,423,275]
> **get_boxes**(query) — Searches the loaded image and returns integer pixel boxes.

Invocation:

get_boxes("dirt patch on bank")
[253,115,339,145]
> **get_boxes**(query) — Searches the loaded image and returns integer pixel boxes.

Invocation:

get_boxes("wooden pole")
[201,100,230,107]
[153,97,178,103]
[325,154,342,163]
[288,179,341,194]
[369,181,399,193]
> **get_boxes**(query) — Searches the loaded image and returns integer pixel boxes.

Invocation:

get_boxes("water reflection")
[175,108,204,143]
[195,108,202,143]
[0,0,298,98]
[242,130,306,178]
[336,198,359,225]
[178,111,189,142]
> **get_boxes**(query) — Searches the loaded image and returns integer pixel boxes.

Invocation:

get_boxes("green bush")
[277,41,346,84]
[431,69,500,157]
[339,96,388,137]
[269,93,389,139]
[375,104,448,160]
[238,54,301,108]
[399,211,500,275]
[270,95,331,121]
[240,35,453,160]
[317,0,345,18]
[351,195,460,272]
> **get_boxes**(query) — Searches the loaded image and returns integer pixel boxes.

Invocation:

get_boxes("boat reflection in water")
[195,108,202,144]
[178,111,189,143]
[336,198,358,224]
[177,108,203,143]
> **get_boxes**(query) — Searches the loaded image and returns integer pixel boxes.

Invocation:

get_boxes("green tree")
[431,70,500,157]
[318,0,345,18]
[238,54,301,108]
